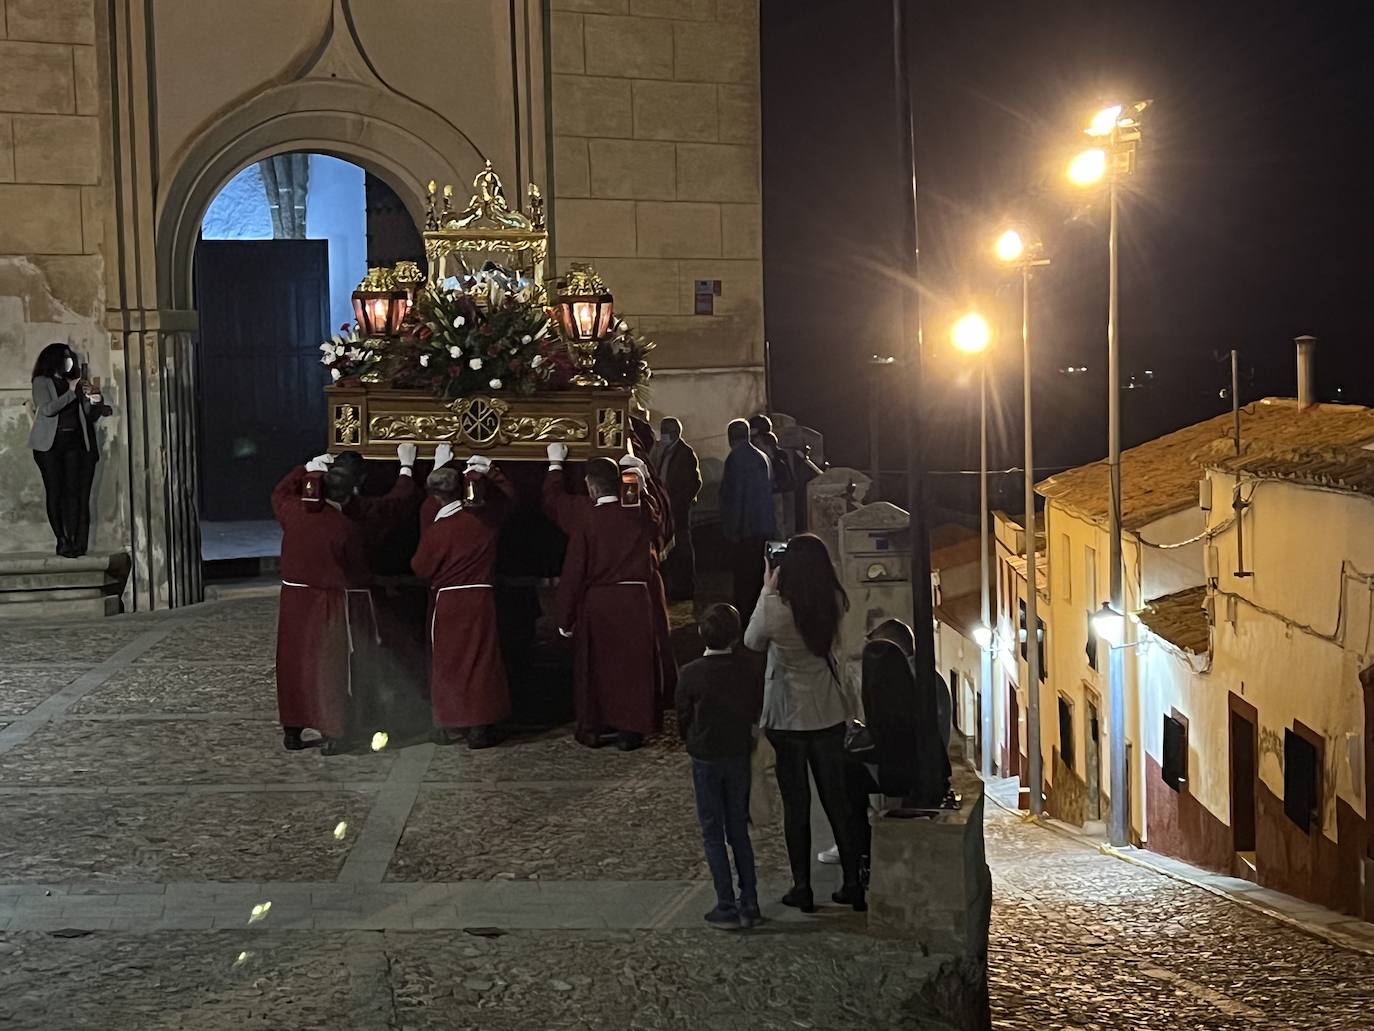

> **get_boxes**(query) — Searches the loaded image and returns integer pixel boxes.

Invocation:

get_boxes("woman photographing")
[744,533,865,913]
[29,343,107,558]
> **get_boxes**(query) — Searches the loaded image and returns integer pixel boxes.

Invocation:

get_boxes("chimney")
[1295,334,1317,408]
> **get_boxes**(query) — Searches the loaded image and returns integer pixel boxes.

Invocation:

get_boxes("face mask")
[63,357,75,373]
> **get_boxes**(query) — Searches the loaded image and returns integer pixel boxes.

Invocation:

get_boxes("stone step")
[0,550,128,619]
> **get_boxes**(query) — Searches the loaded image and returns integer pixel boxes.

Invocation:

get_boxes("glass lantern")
[352,267,410,340]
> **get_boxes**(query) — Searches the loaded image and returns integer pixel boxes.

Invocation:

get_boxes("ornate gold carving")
[423,163,547,287]
[334,404,361,446]
[506,416,588,443]
[369,413,460,441]
[596,407,625,450]
[448,396,511,446]
[357,267,397,291]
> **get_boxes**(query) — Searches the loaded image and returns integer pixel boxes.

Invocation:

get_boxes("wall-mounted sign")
[694,279,721,315]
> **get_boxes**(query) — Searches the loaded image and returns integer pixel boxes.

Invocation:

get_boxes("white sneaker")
[817,844,840,865]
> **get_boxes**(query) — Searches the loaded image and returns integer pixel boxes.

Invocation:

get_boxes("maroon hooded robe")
[556,495,663,738]
[272,471,375,739]
[411,471,515,728]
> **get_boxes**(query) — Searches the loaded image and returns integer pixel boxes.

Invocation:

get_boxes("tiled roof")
[1036,399,1374,530]
[1138,586,1210,656]
[1212,445,1374,498]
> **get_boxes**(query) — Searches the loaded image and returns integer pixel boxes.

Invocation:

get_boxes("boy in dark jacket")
[676,604,764,929]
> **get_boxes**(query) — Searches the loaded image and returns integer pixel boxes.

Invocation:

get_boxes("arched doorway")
[192,152,423,572]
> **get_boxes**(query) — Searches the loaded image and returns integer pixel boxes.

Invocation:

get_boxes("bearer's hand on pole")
[467,455,492,475]
[547,442,569,467]
[433,443,454,470]
[306,453,334,473]
[397,443,418,469]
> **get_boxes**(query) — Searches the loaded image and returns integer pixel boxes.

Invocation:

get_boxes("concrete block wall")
[549,0,765,462]
[0,0,122,555]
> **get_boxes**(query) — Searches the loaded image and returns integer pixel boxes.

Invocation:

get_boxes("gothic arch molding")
[156,78,485,309]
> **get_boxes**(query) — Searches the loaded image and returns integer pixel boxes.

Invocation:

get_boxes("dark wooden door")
[1230,708,1257,852]
[1007,684,1021,782]
[195,240,330,521]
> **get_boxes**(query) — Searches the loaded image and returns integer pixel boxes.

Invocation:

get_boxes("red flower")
[417,325,433,342]
[509,358,523,372]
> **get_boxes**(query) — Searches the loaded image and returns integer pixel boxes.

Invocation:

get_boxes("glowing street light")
[994,228,1025,264]
[972,624,993,650]
[1086,104,1124,137]
[951,312,992,354]
[1067,147,1108,186]
[1091,602,1126,648]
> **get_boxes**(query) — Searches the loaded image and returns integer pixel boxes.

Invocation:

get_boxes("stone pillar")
[868,766,993,1031]
[806,466,870,560]
[104,0,202,610]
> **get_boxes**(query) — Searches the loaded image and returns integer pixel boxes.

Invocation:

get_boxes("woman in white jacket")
[743,532,864,913]
[29,343,106,557]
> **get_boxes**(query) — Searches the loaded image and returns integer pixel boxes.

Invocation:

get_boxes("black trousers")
[766,724,861,889]
[729,535,765,624]
[661,524,696,602]
[33,431,97,552]
[844,760,880,864]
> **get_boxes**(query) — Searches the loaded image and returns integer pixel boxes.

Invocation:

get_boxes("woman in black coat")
[28,343,108,557]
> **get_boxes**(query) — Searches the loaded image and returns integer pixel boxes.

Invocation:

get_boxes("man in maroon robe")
[273,460,390,753]
[411,455,515,748]
[552,456,663,750]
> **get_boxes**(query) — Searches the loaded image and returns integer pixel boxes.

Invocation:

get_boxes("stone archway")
[139,78,486,608]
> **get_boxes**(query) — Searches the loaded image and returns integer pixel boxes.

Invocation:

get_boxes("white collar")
[594,496,618,507]
[434,499,464,521]
[703,648,733,657]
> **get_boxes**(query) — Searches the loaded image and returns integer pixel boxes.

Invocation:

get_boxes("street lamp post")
[994,229,1050,812]
[1071,101,1149,847]
[951,313,995,776]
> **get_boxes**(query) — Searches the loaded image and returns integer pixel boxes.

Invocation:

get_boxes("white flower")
[448,346,461,359]
[420,354,430,367]
[488,378,502,390]
[346,348,364,362]
[520,335,532,345]
[330,368,342,382]
[616,319,628,332]
[531,354,545,368]
[468,358,483,371]
[453,315,466,329]
[320,355,332,366]
[319,342,334,353]
[533,322,550,341]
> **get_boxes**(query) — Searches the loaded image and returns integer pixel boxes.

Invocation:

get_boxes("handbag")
[843,718,875,759]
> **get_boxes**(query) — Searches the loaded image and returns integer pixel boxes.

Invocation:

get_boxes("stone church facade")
[0,0,763,611]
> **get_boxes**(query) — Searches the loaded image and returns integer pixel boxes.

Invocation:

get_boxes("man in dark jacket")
[650,416,703,602]
[717,419,776,622]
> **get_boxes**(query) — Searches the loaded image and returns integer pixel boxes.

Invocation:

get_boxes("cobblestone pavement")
[1,597,1372,1029]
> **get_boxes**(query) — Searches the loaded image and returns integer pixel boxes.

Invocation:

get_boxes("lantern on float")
[352,267,410,339]
[555,262,615,386]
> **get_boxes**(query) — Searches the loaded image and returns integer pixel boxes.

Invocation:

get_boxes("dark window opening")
[1058,696,1075,771]
[1162,714,1187,792]
[1283,729,1320,834]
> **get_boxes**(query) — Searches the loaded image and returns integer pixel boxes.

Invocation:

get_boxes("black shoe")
[321,737,356,756]
[832,883,867,912]
[739,904,764,928]
[780,886,815,913]
[616,732,643,752]
[433,727,465,746]
[703,904,741,930]
[575,730,607,749]
[283,728,306,751]
[55,538,70,557]
[467,725,503,750]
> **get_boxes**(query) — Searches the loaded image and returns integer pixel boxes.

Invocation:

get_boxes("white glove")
[433,443,455,470]
[88,393,103,405]
[397,443,418,468]
[547,442,569,465]
[619,454,649,479]
[306,453,334,473]
[558,627,573,639]
[467,455,492,475]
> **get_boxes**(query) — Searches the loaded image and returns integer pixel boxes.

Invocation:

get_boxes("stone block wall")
[0,0,122,554]
[549,0,764,462]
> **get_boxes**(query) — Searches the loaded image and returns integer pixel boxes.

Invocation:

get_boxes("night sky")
[762,0,1374,515]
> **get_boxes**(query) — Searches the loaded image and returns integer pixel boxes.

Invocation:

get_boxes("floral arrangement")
[321,262,653,399]
[319,323,374,382]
